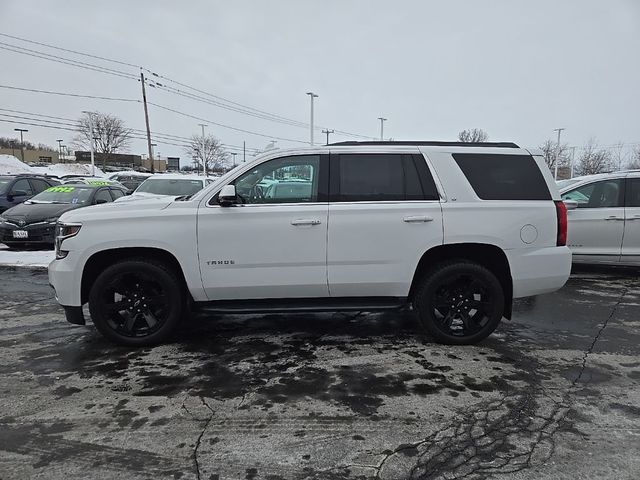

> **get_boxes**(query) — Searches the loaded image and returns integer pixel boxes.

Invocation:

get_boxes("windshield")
[135,178,204,196]
[0,177,11,195]
[29,186,93,204]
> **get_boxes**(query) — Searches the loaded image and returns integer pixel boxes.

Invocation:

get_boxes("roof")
[328,141,520,148]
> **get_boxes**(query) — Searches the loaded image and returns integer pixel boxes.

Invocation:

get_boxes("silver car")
[559,171,640,265]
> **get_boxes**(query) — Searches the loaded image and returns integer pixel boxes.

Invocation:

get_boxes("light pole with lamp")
[14,128,28,162]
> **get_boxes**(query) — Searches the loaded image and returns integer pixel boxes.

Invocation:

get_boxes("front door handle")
[403,215,434,223]
[605,216,624,221]
[291,219,321,226]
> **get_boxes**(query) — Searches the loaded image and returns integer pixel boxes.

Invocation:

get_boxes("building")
[167,157,180,172]
[0,147,59,164]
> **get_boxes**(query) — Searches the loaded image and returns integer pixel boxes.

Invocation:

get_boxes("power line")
[0,84,140,102]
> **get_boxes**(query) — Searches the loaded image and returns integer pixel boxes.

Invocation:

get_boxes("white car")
[49,141,571,346]
[115,173,213,202]
[560,171,640,265]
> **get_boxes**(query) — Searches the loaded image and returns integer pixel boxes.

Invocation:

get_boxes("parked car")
[107,172,152,192]
[0,184,128,248]
[49,141,571,347]
[115,174,212,202]
[0,174,60,214]
[62,177,129,192]
[559,171,640,265]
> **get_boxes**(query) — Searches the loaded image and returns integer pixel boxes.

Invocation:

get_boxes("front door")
[197,154,329,300]
[622,177,640,264]
[327,152,443,297]
[562,178,625,262]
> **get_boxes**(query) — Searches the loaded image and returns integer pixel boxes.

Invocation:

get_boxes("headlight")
[55,222,82,260]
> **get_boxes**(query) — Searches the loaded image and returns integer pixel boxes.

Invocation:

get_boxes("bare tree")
[610,142,627,172]
[539,139,571,171]
[458,128,489,143]
[628,146,640,170]
[186,134,229,174]
[577,138,611,176]
[74,112,132,167]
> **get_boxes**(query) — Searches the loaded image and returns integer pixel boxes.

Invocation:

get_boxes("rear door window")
[562,179,624,208]
[626,178,640,207]
[29,178,50,194]
[453,153,551,200]
[332,154,439,202]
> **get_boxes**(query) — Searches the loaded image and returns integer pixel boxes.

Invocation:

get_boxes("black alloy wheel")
[414,261,504,345]
[88,258,184,346]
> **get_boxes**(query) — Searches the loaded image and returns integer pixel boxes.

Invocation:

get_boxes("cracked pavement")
[0,265,639,479]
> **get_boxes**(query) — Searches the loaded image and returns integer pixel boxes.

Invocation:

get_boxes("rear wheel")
[88,258,184,346]
[413,261,504,345]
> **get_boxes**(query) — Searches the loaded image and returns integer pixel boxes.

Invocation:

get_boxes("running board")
[194,297,410,314]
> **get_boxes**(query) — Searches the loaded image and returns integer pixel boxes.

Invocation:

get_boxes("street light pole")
[306,92,318,146]
[198,124,207,176]
[81,112,96,176]
[322,129,334,145]
[378,117,387,141]
[553,127,565,180]
[231,152,237,167]
[14,128,28,162]
[56,139,63,164]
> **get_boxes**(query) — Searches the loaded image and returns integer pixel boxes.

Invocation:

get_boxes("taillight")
[555,201,567,246]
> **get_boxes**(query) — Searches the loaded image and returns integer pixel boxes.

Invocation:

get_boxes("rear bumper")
[507,246,572,298]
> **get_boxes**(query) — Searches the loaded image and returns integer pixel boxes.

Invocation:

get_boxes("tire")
[413,261,504,345]
[88,258,184,347]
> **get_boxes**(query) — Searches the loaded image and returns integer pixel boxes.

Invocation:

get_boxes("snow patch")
[0,244,54,268]
[30,163,107,178]
[0,155,33,175]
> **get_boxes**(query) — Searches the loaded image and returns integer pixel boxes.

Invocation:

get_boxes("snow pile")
[0,155,33,175]
[30,163,107,178]
[0,245,54,268]
[107,170,152,178]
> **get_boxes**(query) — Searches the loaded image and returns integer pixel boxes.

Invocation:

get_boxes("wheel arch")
[409,243,513,319]
[81,247,190,304]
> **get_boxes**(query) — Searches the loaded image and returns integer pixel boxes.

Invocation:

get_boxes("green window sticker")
[46,186,75,193]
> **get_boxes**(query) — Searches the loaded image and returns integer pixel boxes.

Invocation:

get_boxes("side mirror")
[563,199,578,210]
[8,190,28,201]
[219,185,237,206]
[95,198,109,205]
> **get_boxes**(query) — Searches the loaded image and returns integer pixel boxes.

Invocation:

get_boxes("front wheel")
[88,258,184,346]
[413,261,504,345]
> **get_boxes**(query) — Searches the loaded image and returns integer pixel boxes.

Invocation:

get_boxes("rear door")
[327,152,443,298]
[621,176,640,264]
[561,178,625,262]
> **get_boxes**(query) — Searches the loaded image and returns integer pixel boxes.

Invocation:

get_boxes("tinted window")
[12,179,34,196]
[30,178,50,194]
[627,179,640,208]
[335,154,437,202]
[136,178,204,196]
[94,189,113,203]
[561,179,623,208]
[110,188,126,200]
[233,155,320,204]
[453,153,551,200]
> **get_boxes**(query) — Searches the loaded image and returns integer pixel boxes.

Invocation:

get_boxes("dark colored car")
[0,175,60,214]
[107,173,150,192]
[0,184,128,249]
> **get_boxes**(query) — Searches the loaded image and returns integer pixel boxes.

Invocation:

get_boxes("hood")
[114,192,172,203]
[59,196,176,223]
[2,202,80,225]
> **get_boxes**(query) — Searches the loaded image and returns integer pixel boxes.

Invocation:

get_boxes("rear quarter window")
[453,153,551,200]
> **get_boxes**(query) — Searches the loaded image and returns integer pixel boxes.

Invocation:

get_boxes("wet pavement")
[0,266,639,480]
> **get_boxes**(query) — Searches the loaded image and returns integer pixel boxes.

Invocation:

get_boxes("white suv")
[49,141,571,346]
[559,170,640,265]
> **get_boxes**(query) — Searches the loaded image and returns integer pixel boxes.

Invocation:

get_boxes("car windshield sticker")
[72,197,79,204]
[87,180,110,186]
[46,186,75,193]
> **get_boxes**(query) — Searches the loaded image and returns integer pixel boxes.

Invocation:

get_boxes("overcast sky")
[1,0,639,164]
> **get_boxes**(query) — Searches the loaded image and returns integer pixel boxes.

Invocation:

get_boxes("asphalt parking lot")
[0,266,639,480]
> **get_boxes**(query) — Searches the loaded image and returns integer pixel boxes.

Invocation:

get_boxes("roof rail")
[328,141,520,148]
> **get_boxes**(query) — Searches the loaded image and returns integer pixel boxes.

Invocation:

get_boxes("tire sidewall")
[88,259,183,346]
[414,262,504,345]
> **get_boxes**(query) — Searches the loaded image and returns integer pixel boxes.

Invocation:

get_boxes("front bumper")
[0,222,56,245]
[48,252,82,307]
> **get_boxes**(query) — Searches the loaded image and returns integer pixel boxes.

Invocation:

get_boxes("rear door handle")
[628,215,640,221]
[291,218,321,226]
[403,215,434,223]
[605,216,624,221]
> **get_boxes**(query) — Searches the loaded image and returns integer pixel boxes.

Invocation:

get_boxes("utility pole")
[198,124,207,176]
[231,152,237,167]
[553,127,565,180]
[80,112,96,175]
[56,139,63,164]
[14,128,28,162]
[378,117,387,141]
[306,92,318,146]
[322,129,334,145]
[140,72,154,173]
[243,141,246,162]
[570,146,576,178]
